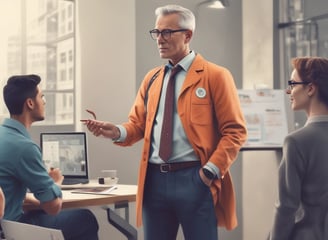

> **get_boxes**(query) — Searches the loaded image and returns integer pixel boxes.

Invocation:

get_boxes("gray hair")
[155,5,196,32]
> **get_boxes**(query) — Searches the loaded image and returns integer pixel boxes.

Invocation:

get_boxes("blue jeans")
[19,208,99,240]
[143,165,218,240]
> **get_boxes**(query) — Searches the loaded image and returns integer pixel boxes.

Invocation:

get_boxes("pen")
[81,109,97,122]
[86,109,97,120]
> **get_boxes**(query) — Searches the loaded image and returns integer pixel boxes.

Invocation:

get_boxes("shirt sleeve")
[16,143,62,203]
[112,125,127,142]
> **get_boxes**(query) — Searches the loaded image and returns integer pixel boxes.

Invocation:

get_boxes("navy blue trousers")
[143,165,218,240]
[19,208,99,240]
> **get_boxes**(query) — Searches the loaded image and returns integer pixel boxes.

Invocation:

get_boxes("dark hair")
[292,57,328,106]
[3,74,41,115]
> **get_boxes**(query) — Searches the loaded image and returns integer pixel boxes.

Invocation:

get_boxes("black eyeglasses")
[287,80,310,91]
[149,29,188,40]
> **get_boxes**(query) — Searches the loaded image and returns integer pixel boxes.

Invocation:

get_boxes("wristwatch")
[202,168,216,180]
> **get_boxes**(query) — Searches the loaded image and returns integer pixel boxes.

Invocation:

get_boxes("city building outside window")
[0,0,76,127]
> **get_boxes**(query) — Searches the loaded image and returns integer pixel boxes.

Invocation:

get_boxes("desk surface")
[24,184,137,211]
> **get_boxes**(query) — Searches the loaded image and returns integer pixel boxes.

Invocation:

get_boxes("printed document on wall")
[238,89,288,147]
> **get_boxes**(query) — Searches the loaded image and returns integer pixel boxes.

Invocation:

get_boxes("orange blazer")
[116,54,247,230]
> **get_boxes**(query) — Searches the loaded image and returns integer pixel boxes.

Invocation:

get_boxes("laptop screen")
[40,132,89,184]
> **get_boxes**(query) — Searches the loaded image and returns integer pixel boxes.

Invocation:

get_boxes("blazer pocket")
[190,101,213,125]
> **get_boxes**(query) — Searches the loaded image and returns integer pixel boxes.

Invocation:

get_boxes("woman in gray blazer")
[270,57,328,240]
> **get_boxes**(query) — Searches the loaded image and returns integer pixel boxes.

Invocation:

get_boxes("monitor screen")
[40,132,88,178]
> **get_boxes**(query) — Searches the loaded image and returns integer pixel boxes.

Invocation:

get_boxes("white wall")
[243,0,274,89]
[242,1,279,240]
[77,1,141,239]
[78,0,138,184]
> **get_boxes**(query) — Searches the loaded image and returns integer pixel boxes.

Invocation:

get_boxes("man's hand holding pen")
[81,109,120,140]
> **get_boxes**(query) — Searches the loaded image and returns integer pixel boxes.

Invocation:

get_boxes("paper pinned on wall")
[238,89,289,147]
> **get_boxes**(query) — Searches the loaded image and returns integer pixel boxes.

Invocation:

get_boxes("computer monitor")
[40,132,89,185]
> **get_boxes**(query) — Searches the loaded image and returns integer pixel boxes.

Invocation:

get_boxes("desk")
[24,184,138,240]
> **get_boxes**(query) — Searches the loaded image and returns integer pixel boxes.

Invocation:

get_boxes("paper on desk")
[71,185,117,195]
[60,182,115,190]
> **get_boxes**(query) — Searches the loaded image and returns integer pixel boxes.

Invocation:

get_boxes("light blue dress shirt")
[116,51,220,177]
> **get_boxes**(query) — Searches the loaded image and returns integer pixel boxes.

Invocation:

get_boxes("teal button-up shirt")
[0,118,62,221]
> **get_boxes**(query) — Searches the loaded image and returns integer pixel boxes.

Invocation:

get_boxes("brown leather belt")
[148,161,200,173]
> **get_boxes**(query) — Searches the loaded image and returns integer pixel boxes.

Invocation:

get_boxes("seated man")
[0,75,99,240]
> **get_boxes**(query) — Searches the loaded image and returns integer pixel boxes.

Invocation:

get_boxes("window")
[0,0,76,126]
[279,0,328,84]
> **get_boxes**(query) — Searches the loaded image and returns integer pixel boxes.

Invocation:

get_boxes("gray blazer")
[270,120,328,240]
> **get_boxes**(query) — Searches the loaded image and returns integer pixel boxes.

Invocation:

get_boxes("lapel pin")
[195,87,206,98]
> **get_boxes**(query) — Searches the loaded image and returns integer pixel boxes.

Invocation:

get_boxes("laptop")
[40,132,89,185]
[1,220,64,240]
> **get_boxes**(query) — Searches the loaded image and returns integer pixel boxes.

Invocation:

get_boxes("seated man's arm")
[25,192,62,215]
[24,193,39,205]
[40,198,62,215]
[20,144,63,216]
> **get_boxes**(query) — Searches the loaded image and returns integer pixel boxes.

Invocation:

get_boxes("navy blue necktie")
[159,65,182,162]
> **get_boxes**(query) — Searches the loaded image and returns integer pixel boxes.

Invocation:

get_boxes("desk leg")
[105,201,138,240]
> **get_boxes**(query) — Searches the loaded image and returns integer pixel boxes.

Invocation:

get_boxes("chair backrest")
[1,220,64,240]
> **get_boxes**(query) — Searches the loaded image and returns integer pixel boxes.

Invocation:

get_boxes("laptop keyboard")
[61,178,89,185]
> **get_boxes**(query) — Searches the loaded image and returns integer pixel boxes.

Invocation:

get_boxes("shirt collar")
[2,118,31,139]
[166,50,196,72]
[305,115,328,125]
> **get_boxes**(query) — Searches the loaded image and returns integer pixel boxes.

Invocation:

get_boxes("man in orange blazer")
[84,4,247,240]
